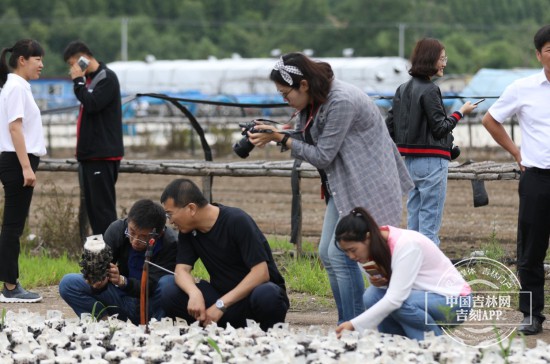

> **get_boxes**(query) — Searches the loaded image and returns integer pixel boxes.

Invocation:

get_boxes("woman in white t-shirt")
[0,39,46,303]
[334,207,472,341]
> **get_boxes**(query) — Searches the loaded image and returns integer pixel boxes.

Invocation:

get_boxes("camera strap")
[302,103,320,136]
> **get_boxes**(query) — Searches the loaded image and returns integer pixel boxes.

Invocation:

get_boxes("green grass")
[18,251,80,288]
[277,255,331,297]
[266,235,331,296]
[479,224,506,261]
[15,229,550,313]
[265,235,317,253]
[15,238,332,299]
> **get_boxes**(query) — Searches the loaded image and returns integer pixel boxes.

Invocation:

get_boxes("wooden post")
[290,159,303,257]
[47,122,53,157]
[77,166,89,245]
[202,176,213,203]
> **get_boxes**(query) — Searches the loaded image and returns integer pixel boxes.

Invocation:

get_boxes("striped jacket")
[290,79,413,227]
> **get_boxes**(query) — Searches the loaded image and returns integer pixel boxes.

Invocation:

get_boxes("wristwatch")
[114,275,126,288]
[215,299,227,313]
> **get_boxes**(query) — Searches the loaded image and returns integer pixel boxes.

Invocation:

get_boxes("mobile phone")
[77,56,90,71]
[365,268,381,277]
[362,261,382,277]
[473,98,485,105]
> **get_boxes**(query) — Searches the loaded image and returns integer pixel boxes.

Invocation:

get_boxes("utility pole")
[121,17,128,61]
[398,23,407,58]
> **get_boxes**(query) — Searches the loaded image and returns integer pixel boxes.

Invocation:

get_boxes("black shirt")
[176,204,286,294]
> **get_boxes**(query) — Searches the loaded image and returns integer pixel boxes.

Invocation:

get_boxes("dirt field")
[4,148,550,347]
[32,159,521,259]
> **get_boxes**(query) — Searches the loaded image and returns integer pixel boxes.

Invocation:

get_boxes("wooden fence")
[38,158,520,180]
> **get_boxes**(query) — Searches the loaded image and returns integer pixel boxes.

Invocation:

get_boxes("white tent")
[107,56,411,97]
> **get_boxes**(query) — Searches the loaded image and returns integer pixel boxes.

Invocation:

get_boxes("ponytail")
[335,207,393,280]
[0,48,11,87]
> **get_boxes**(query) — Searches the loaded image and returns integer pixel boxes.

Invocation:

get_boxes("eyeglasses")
[165,209,179,220]
[165,204,189,220]
[278,88,295,99]
[439,56,448,63]
[124,227,150,246]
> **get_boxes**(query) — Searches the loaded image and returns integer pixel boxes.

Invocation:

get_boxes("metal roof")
[450,68,541,113]
[107,56,411,97]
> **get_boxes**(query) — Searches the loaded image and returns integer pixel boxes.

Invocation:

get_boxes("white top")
[0,73,46,156]
[350,226,471,333]
[488,69,550,169]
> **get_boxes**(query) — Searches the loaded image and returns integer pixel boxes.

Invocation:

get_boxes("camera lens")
[233,136,255,158]
[451,145,461,160]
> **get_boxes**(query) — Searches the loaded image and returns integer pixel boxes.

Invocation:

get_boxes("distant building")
[107,56,411,106]
[29,57,413,117]
[30,78,77,111]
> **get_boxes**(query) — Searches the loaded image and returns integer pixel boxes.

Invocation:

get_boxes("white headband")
[273,57,303,86]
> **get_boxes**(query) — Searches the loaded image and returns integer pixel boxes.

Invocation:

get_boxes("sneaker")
[0,282,42,303]
[517,316,543,336]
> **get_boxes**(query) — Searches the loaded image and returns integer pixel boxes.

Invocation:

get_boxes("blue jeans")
[59,273,165,325]
[364,286,470,341]
[405,156,448,246]
[158,275,289,331]
[318,198,365,324]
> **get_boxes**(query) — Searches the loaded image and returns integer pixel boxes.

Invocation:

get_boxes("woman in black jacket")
[386,38,477,246]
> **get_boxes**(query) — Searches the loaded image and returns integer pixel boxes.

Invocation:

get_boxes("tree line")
[0,0,548,78]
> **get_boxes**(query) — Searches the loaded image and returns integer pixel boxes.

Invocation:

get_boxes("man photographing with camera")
[63,41,124,236]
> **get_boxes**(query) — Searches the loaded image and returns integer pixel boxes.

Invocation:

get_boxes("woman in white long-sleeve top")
[334,207,472,341]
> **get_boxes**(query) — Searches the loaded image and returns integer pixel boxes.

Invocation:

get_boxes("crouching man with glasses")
[158,178,289,331]
[59,199,177,324]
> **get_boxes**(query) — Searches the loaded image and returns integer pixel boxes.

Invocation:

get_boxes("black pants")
[160,276,290,331]
[79,160,120,235]
[517,168,550,321]
[0,152,40,284]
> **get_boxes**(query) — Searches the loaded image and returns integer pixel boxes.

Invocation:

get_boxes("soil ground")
[4,148,550,348]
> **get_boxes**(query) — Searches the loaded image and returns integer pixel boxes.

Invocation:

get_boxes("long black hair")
[335,207,392,280]
[0,39,44,87]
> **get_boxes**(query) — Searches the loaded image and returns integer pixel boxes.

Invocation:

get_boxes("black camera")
[451,144,461,160]
[233,121,271,158]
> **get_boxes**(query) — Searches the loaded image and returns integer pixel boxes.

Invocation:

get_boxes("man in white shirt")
[482,24,550,336]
